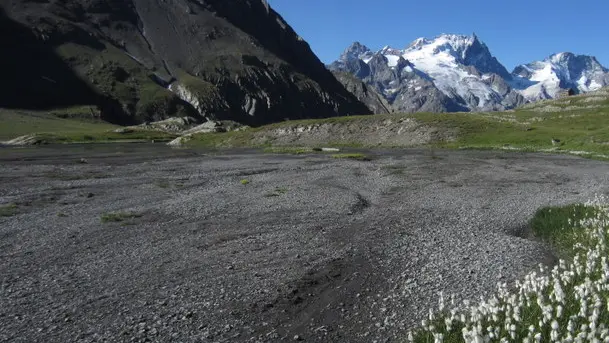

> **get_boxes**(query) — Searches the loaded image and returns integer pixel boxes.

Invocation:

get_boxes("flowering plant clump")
[409,196,609,343]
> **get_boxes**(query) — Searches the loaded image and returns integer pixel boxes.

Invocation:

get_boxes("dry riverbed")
[0,144,608,343]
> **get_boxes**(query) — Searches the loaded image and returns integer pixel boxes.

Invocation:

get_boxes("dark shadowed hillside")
[0,0,370,125]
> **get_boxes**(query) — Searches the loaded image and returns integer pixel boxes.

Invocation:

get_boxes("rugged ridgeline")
[330,71,393,114]
[0,0,370,125]
[329,34,609,114]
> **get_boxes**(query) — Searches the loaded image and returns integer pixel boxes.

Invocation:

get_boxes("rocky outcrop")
[250,117,456,147]
[331,71,393,114]
[1,0,370,126]
[3,134,46,146]
[130,117,200,133]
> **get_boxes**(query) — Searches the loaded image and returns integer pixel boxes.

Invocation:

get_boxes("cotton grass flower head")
[408,196,609,343]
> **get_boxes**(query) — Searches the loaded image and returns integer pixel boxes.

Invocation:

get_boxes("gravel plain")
[0,144,608,343]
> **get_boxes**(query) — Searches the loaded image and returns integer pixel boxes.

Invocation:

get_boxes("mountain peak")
[407,37,428,50]
[401,33,510,79]
[339,41,372,62]
[546,52,606,71]
[380,45,401,56]
[403,34,484,63]
[349,41,370,51]
[432,33,478,54]
[548,52,575,62]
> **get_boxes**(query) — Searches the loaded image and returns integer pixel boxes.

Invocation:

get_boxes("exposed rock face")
[330,44,469,113]
[1,0,370,125]
[249,117,457,147]
[459,35,511,79]
[331,71,393,114]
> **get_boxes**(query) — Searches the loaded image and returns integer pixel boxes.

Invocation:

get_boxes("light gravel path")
[0,145,608,343]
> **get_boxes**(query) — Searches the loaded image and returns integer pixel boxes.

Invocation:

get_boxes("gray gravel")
[0,145,608,343]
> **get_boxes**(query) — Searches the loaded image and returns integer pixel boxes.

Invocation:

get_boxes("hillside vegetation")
[0,109,176,143]
[2,88,609,160]
[181,87,609,159]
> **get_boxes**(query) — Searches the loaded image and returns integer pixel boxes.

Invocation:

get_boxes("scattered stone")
[320,147,340,152]
[113,128,134,134]
[133,117,200,133]
[182,120,226,134]
[167,134,193,147]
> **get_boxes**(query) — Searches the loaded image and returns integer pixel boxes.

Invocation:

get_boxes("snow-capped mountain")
[329,34,525,113]
[329,34,609,113]
[512,53,609,100]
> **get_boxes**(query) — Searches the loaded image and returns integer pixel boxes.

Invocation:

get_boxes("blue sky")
[267,0,609,71]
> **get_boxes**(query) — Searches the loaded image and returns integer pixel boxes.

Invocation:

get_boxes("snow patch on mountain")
[511,52,609,100]
[400,35,502,108]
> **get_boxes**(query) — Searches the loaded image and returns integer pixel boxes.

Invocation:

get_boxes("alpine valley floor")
[1,145,608,343]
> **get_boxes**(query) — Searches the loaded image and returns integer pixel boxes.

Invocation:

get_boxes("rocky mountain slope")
[0,0,370,125]
[512,52,609,100]
[330,71,393,114]
[330,34,609,113]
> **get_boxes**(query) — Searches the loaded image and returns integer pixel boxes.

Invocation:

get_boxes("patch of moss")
[0,203,18,217]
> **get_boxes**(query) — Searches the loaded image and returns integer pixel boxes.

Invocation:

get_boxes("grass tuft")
[100,211,142,223]
[264,186,288,197]
[0,203,18,217]
[263,147,314,154]
[529,204,600,255]
[155,180,171,189]
[331,153,371,161]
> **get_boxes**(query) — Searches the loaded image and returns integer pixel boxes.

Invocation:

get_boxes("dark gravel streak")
[0,145,608,343]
